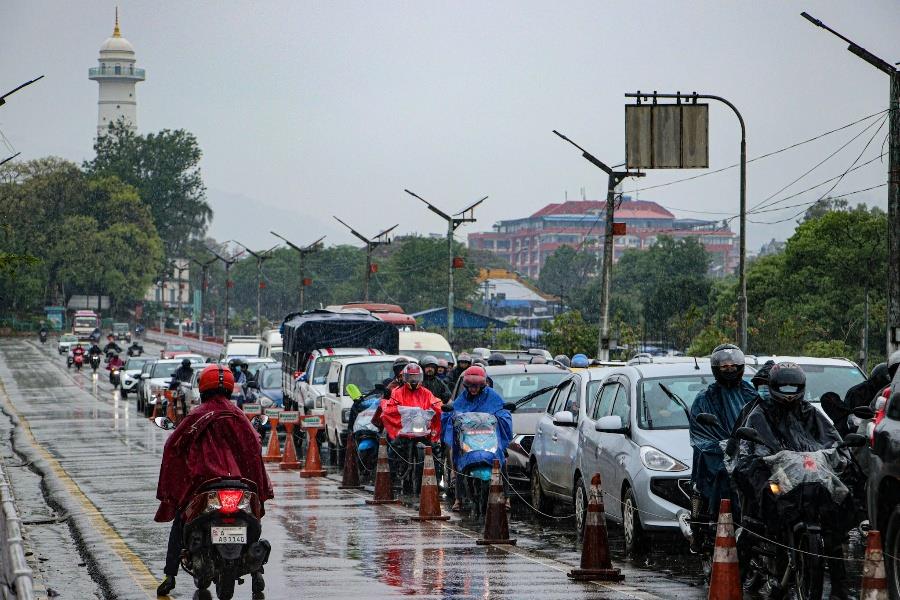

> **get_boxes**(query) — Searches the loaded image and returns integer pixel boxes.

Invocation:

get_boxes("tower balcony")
[88,66,145,81]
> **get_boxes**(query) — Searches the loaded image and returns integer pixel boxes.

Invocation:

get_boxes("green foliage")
[687,325,732,357]
[802,340,854,361]
[538,245,599,299]
[542,311,598,357]
[85,120,211,255]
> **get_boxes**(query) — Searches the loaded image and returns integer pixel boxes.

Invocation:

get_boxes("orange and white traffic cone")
[150,399,162,421]
[263,415,282,463]
[476,459,516,545]
[338,434,364,489]
[861,530,888,600]
[280,423,301,470]
[568,473,623,581]
[299,425,326,478]
[366,437,399,505]
[707,498,740,600]
[165,393,177,424]
[412,446,450,521]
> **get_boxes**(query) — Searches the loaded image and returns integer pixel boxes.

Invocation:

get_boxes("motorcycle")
[109,367,121,388]
[73,353,84,371]
[351,402,380,483]
[448,410,502,518]
[39,330,48,344]
[153,417,270,600]
[391,406,437,496]
[89,353,101,373]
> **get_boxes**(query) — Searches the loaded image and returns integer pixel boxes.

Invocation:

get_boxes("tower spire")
[113,6,121,37]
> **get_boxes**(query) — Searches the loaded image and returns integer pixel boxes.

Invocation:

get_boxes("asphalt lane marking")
[0,378,157,598]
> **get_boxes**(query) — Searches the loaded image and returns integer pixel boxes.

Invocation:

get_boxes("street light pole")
[167,259,189,337]
[405,190,486,346]
[801,11,900,357]
[552,130,644,360]
[205,246,242,342]
[625,92,747,350]
[270,232,325,312]
[333,218,397,302]
[189,256,216,341]
[236,242,277,337]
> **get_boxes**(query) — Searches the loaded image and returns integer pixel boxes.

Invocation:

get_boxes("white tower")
[88,9,145,136]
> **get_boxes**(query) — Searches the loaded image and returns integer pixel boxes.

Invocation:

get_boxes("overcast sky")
[2,1,898,251]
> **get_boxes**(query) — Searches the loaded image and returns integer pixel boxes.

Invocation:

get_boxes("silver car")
[576,362,713,555]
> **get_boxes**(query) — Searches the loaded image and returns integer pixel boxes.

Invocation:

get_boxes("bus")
[72,310,100,340]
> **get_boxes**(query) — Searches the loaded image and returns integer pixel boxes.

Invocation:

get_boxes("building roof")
[530,200,674,220]
[410,307,507,329]
[100,9,134,53]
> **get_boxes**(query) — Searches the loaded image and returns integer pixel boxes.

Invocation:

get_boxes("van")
[219,335,262,362]
[259,329,283,361]
[398,331,455,364]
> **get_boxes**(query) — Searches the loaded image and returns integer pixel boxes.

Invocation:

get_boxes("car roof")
[482,364,569,376]
[244,357,276,363]
[333,354,409,366]
[610,361,715,380]
[155,358,194,364]
[749,355,860,368]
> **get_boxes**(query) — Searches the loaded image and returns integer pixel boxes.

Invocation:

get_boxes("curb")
[0,458,35,600]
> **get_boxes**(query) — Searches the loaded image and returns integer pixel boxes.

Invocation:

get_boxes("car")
[292,348,386,415]
[398,331,454,365]
[471,347,553,365]
[867,380,900,597]
[448,363,571,491]
[139,357,203,417]
[161,342,192,359]
[57,333,80,355]
[248,365,283,409]
[219,336,262,362]
[120,356,152,398]
[112,322,131,342]
[136,359,157,413]
[322,355,400,459]
[749,356,866,417]
[241,357,277,380]
[573,362,713,554]
[258,329,283,361]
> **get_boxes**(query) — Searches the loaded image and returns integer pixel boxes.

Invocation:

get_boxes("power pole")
[189,256,216,341]
[236,242,277,337]
[271,232,325,312]
[801,12,900,356]
[553,130,644,360]
[405,190,486,346]
[205,246,243,342]
[333,217,397,302]
[167,259,189,337]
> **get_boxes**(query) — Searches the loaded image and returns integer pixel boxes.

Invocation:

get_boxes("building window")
[115,64,121,75]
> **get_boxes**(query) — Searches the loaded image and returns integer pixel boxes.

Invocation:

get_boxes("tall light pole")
[167,259,189,337]
[405,190,486,346]
[189,256,216,341]
[205,245,243,342]
[552,131,644,360]
[271,232,325,311]
[235,242,277,337]
[333,217,397,301]
[801,11,900,357]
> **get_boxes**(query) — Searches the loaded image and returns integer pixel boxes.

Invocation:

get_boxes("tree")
[542,311,598,357]
[538,245,599,299]
[85,120,211,256]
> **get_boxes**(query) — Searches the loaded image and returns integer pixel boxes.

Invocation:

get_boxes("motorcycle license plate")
[211,526,247,545]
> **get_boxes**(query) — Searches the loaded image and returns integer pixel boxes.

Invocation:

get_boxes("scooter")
[153,417,270,600]
[351,404,380,483]
[109,367,121,388]
[89,353,101,374]
[447,409,502,518]
[73,353,84,371]
[391,406,436,496]
[39,330,48,344]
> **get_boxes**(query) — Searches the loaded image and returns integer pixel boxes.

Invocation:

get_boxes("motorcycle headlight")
[639,446,689,472]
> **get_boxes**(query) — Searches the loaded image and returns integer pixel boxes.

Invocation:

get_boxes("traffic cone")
[263,415,282,463]
[338,434,363,489]
[860,530,888,600]
[299,425,327,478]
[279,423,301,470]
[568,473,623,581]
[165,394,177,424]
[707,499,740,600]
[411,446,450,521]
[150,399,162,420]
[366,437,399,505]
[476,459,516,545]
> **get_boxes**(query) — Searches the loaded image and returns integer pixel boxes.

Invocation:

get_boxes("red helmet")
[462,365,487,388]
[198,364,235,396]
[402,363,424,387]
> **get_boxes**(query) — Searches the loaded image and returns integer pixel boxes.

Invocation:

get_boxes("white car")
[120,356,153,398]
[748,355,866,418]
[57,333,81,355]
[219,336,262,362]
[322,355,399,455]
[292,348,385,414]
[139,356,204,417]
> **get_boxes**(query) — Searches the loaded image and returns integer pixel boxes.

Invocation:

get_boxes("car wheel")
[623,486,648,557]
[530,461,553,516]
[574,475,588,535]
[885,506,900,599]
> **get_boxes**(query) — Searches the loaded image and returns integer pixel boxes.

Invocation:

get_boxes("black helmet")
[392,357,411,377]
[420,355,439,369]
[473,357,488,367]
[768,362,806,405]
[487,352,507,366]
[870,362,890,388]
[888,351,900,380]
[554,354,571,368]
[710,344,745,387]
[750,360,775,389]
[181,358,192,368]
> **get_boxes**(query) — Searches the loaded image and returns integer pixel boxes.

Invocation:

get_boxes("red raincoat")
[154,395,273,522]
[378,385,442,442]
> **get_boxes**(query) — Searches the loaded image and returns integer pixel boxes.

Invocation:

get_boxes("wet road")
[0,338,710,599]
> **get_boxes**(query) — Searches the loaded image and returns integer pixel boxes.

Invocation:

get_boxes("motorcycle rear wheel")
[215,576,234,600]
[792,530,824,600]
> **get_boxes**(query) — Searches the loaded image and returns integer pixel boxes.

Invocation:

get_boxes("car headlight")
[639,446,688,472]
[342,408,351,424]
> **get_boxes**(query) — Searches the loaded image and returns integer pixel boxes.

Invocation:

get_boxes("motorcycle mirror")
[735,426,768,447]
[853,406,876,420]
[503,402,517,412]
[153,417,175,431]
[251,415,269,428]
[695,413,722,429]
[840,433,867,448]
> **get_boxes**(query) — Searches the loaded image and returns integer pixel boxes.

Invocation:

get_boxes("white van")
[219,335,262,362]
[322,355,398,452]
[398,331,455,364]
[259,329,283,361]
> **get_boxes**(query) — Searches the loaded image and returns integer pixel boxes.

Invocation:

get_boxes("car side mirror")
[247,381,259,390]
[840,433,867,448]
[153,417,175,430]
[853,406,876,420]
[298,373,308,382]
[304,400,315,411]
[552,410,576,427]
[140,373,150,380]
[251,415,269,428]
[595,415,627,433]
[328,381,339,395]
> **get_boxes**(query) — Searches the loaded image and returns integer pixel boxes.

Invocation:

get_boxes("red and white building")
[468,198,738,279]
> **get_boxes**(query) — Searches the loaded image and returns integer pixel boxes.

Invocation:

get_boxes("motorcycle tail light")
[769,482,781,495]
[217,489,248,515]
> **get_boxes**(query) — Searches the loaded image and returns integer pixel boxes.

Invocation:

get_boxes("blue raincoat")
[689,380,758,506]
[442,386,513,471]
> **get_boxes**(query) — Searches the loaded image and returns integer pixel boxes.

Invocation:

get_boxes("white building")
[88,9,145,136]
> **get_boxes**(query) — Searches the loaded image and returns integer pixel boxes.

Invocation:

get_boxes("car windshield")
[344,361,395,396]
[151,362,181,378]
[401,350,455,364]
[245,361,274,377]
[490,372,569,411]
[113,323,128,332]
[125,358,149,370]
[312,355,358,384]
[638,374,711,430]
[259,369,281,389]
[74,317,95,328]
[798,364,865,402]
[61,334,77,342]
[166,344,190,352]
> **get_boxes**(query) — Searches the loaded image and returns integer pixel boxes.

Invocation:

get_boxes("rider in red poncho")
[155,364,273,597]
[378,363,442,442]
